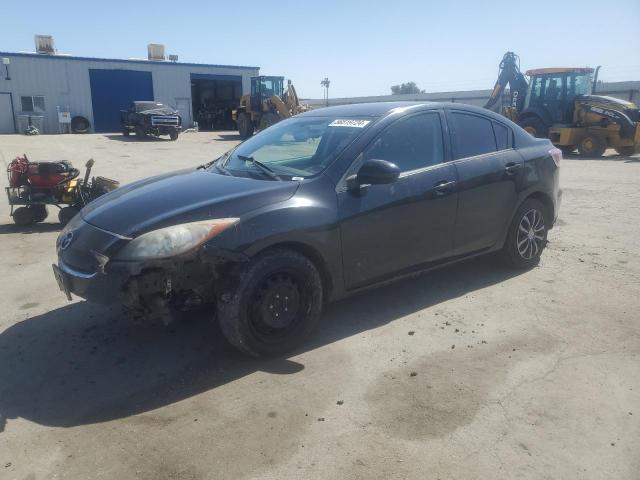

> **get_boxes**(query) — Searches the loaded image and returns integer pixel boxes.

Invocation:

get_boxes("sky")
[2,0,639,99]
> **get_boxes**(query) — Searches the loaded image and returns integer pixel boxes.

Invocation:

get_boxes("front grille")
[151,115,180,126]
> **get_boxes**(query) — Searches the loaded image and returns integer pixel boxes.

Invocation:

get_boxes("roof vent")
[168,54,179,63]
[147,44,165,61]
[35,35,55,55]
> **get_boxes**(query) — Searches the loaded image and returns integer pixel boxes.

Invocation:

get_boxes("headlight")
[114,218,239,261]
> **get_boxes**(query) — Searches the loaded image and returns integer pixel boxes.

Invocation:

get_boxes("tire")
[500,199,549,269]
[615,146,636,157]
[70,116,91,134]
[59,206,80,226]
[169,130,179,141]
[237,112,253,139]
[122,129,130,137]
[135,127,147,139]
[32,205,48,223]
[13,207,35,227]
[578,134,606,157]
[519,117,549,139]
[218,248,324,357]
[560,146,575,156]
[259,112,280,131]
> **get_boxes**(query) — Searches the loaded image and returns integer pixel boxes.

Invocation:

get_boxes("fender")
[583,104,636,138]
[495,186,556,251]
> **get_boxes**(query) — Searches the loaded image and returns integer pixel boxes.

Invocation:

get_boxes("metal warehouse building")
[0,45,259,134]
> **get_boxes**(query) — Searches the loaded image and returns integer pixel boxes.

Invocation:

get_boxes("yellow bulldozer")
[485,52,640,157]
[232,76,308,139]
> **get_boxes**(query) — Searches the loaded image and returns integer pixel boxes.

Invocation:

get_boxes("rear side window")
[364,113,444,172]
[450,112,496,159]
[493,122,511,150]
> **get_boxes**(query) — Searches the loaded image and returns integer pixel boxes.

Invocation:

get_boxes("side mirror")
[355,159,400,186]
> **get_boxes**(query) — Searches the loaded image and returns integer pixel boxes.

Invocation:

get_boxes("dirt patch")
[366,334,557,439]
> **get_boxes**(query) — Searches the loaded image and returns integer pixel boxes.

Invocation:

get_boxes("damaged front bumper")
[53,247,246,313]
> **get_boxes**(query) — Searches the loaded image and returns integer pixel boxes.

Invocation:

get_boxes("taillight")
[549,147,562,167]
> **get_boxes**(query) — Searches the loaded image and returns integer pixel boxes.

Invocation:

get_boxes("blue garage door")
[89,69,154,132]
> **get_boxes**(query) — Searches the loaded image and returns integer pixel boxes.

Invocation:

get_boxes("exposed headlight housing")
[114,218,239,261]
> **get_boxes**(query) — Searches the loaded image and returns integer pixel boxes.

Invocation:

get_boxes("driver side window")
[363,113,444,173]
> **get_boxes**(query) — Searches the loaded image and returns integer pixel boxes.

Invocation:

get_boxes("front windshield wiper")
[238,155,282,181]
[198,149,233,172]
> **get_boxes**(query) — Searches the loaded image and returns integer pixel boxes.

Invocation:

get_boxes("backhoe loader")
[233,76,309,139]
[485,52,640,156]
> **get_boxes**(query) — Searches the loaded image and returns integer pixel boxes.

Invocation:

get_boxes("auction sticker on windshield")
[328,119,371,128]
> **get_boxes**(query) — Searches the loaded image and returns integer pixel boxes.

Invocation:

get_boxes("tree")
[390,82,425,95]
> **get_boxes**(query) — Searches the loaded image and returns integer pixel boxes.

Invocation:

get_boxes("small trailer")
[6,155,119,226]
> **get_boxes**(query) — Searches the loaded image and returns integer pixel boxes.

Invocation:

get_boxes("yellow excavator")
[485,52,640,156]
[232,76,309,139]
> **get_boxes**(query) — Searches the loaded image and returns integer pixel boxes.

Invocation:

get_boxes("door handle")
[505,162,522,175]
[433,180,456,196]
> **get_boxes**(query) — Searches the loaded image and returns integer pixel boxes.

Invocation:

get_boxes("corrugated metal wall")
[0,53,259,133]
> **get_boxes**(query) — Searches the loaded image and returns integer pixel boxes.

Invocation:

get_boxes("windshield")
[216,116,373,180]
[135,102,174,113]
[569,72,593,96]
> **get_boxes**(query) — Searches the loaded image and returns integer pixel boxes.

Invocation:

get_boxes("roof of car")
[299,102,438,117]
[298,101,511,121]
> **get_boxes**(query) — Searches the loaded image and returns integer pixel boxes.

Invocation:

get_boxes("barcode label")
[328,119,371,128]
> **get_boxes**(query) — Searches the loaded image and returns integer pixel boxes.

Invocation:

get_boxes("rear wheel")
[237,112,253,139]
[122,129,130,137]
[13,207,35,227]
[32,205,48,222]
[135,126,147,139]
[218,249,323,357]
[59,206,80,226]
[500,199,549,269]
[259,112,280,131]
[615,146,636,157]
[578,134,606,157]
[519,117,549,139]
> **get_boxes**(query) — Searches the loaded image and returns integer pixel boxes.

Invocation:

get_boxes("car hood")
[81,169,299,237]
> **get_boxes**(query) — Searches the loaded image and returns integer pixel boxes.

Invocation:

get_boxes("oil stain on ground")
[366,335,556,440]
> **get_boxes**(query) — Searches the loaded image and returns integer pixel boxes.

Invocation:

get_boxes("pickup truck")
[120,101,182,140]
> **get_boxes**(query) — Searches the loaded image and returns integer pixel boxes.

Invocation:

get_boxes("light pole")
[321,77,330,107]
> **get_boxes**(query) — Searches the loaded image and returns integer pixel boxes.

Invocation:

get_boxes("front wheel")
[259,112,280,131]
[169,130,179,141]
[218,249,323,357]
[135,126,147,139]
[59,206,80,226]
[13,207,35,227]
[237,112,253,139]
[122,129,130,137]
[500,199,549,269]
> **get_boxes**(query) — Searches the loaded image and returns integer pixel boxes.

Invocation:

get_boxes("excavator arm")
[268,81,309,119]
[485,52,529,113]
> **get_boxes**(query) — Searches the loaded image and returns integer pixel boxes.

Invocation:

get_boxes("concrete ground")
[0,132,638,480]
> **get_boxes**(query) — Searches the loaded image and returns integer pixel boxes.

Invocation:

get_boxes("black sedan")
[53,102,562,356]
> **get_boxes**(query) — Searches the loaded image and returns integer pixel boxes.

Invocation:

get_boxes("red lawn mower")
[6,155,119,226]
